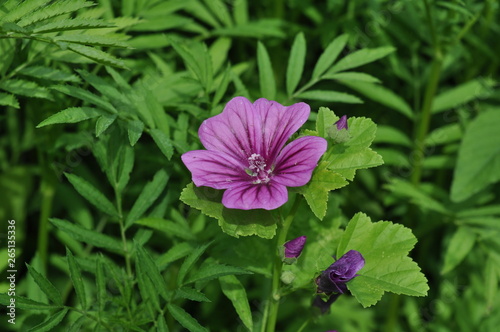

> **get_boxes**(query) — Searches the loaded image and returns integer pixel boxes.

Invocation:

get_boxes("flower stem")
[264,195,303,332]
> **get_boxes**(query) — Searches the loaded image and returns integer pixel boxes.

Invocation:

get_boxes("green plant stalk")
[38,151,56,273]
[264,195,302,332]
[115,190,132,278]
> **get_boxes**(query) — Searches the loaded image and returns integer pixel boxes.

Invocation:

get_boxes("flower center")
[246,153,272,184]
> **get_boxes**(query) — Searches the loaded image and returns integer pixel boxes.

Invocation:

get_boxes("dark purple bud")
[316,250,365,294]
[284,236,306,258]
[335,115,348,130]
[313,293,340,314]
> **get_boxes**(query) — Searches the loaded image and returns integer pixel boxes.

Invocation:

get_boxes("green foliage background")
[1,0,500,331]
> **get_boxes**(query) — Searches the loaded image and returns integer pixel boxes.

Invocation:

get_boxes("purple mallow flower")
[335,115,348,130]
[284,236,307,258]
[182,97,327,210]
[316,250,365,294]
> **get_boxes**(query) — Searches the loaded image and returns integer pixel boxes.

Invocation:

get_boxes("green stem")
[264,195,303,332]
[115,189,132,278]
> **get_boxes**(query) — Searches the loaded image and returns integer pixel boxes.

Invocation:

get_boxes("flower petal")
[273,136,327,187]
[198,97,262,161]
[222,182,288,210]
[181,150,247,189]
[253,98,310,160]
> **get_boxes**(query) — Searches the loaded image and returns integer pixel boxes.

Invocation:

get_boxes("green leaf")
[167,303,208,332]
[125,169,169,228]
[0,294,62,310]
[180,183,278,239]
[17,0,94,26]
[297,90,363,104]
[150,129,174,160]
[219,275,253,331]
[312,34,349,79]
[185,263,252,285]
[322,111,383,180]
[135,243,169,301]
[315,106,337,138]
[286,32,306,96]
[297,162,348,220]
[36,107,104,128]
[451,108,500,202]
[52,85,117,113]
[64,173,119,217]
[175,287,211,302]
[28,308,69,332]
[177,242,212,286]
[432,78,495,113]
[127,119,144,146]
[0,79,52,99]
[0,0,49,23]
[33,19,114,33]
[18,66,80,82]
[76,69,124,102]
[257,41,276,100]
[441,226,476,274]
[66,248,87,310]
[339,81,413,119]
[328,46,396,74]
[338,213,429,307]
[157,242,196,269]
[374,125,412,147]
[66,44,126,69]
[135,217,194,240]
[54,34,129,48]
[26,264,63,305]
[322,71,381,83]
[0,92,19,108]
[50,218,123,253]
[95,113,117,137]
[385,178,450,215]
[96,255,106,313]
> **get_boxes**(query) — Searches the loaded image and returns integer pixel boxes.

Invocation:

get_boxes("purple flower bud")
[335,115,348,130]
[284,236,307,258]
[316,250,365,294]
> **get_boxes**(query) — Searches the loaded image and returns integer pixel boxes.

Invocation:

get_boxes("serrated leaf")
[66,44,126,68]
[316,106,337,138]
[0,0,50,23]
[176,287,211,302]
[52,85,117,113]
[177,242,212,286]
[26,264,63,305]
[180,183,278,239]
[322,111,383,180]
[135,243,169,301]
[135,217,194,240]
[338,213,429,307]
[185,263,252,284]
[339,80,413,119]
[66,248,87,310]
[19,66,80,82]
[54,34,129,48]
[219,275,253,331]
[286,32,306,96]
[50,218,123,253]
[76,69,124,101]
[297,162,348,220]
[135,252,160,312]
[28,308,68,332]
[125,169,169,228]
[150,129,174,160]
[33,19,114,33]
[127,120,144,146]
[64,173,119,217]
[257,41,276,100]
[17,0,94,27]
[157,242,196,269]
[0,294,62,310]
[0,92,19,108]
[167,303,208,332]
[96,255,106,313]
[328,46,396,74]
[36,107,104,128]
[441,226,476,274]
[451,108,500,202]
[312,34,349,79]
[0,79,52,99]
[297,90,363,104]
[432,79,494,113]
[95,113,117,137]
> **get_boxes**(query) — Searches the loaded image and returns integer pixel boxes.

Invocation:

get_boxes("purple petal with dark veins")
[273,136,327,187]
[222,181,288,210]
